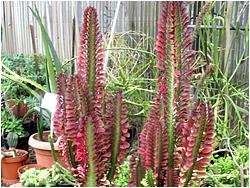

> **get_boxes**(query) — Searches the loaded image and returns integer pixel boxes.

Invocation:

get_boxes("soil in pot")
[28,131,66,168]
[1,149,28,185]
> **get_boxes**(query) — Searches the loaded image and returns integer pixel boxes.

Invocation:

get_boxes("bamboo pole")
[71,17,76,74]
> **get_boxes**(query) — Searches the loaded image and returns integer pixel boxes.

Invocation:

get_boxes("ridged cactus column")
[53,7,130,186]
[129,2,214,187]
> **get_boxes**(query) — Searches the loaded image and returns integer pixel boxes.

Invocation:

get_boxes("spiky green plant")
[6,132,18,157]
[128,2,214,187]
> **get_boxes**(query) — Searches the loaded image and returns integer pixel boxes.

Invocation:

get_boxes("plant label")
[41,92,57,114]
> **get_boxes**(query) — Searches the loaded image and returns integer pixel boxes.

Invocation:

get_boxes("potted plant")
[19,163,77,187]
[28,130,65,168]
[1,5,66,168]
[1,132,28,185]
[17,163,46,178]
[1,109,30,151]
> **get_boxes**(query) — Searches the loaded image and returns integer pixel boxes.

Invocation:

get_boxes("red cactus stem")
[65,75,80,141]
[54,73,77,169]
[77,7,105,116]
[106,89,130,181]
[54,73,67,137]
[179,102,214,187]
[156,2,177,185]
[128,150,145,187]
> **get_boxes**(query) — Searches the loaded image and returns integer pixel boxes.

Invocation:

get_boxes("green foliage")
[20,168,51,187]
[195,1,249,146]
[203,146,249,187]
[105,32,157,141]
[1,109,24,137]
[20,164,77,187]
[140,169,155,187]
[1,54,46,84]
[114,160,130,187]
[1,54,46,107]
[29,6,62,93]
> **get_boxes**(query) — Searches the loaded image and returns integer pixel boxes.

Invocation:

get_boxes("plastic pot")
[23,119,38,136]
[1,134,8,150]
[28,131,66,168]
[56,182,75,187]
[1,149,28,185]
[17,131,30,151]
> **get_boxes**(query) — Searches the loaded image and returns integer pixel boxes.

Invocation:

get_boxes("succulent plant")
[53,7,130,186]
[53,3,214,187]
[6,131,19,157]
[128,2,214,187]
[6,131,18,150]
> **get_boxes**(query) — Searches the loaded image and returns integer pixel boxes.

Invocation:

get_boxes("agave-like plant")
[53,7,130,186]
[128,2,214,187]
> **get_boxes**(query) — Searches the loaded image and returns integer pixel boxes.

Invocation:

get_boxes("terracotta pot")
[1,149,28,185]
[28,131,66,168]
[17,164,46,178]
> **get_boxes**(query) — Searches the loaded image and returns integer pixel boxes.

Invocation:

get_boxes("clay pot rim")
[2,149,28,163]
[28,131,61,151]
[17,164,47,178]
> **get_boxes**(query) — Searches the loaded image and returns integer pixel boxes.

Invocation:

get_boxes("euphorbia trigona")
[129,2,214,187]
[53,7,130,186]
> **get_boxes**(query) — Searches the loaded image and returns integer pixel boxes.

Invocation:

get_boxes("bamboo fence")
[1,1,249,83]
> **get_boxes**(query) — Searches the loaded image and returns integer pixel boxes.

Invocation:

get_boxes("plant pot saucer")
[10,182,23,187]
[2,178,19,185]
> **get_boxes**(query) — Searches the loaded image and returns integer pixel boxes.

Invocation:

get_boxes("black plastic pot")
[17,131,30,151]
[23,119,37,136]
[1,135,8,150]
[56,183,75,187]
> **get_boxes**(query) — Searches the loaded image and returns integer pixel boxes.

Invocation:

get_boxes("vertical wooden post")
[30,24,39,72]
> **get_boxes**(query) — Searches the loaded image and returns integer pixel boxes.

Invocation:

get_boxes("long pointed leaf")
[29,6,59,93]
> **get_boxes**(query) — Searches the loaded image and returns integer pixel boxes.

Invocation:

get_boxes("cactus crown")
[7,132,18,149]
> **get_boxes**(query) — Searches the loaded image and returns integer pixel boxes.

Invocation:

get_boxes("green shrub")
[204,146,249,187]
[114,160,130,187]
[1,109,24,137]
[1,54,46,108]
